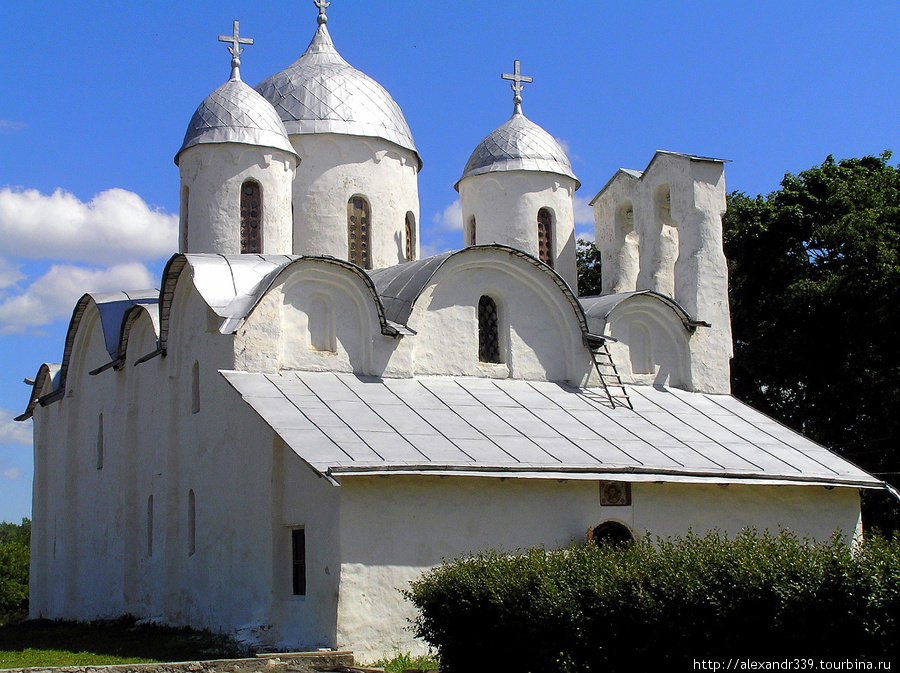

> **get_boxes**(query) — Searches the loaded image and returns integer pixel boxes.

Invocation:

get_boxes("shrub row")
[405,530,900,671]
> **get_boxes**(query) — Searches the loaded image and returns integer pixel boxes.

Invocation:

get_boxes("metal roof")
[456,109,579,190]
[222,370,881,489]
[255,23,421,169]
[580,291,701,332]
[176,77,297,165]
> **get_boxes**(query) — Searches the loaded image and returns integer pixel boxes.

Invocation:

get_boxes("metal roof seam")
[626,386,760,473]
[524,381,644,466]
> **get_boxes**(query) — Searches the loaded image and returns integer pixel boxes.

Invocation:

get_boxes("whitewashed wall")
[179,145,296,255]
[290,134,420,268]
[458,172,578,290]
[334,475,863,660]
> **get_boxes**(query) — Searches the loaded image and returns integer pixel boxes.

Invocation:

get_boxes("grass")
[366,651,440,673]
[0,616,248,669]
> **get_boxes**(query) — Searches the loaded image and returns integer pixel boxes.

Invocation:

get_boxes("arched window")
[589,521,635,547]
[405,212,416,262]
[240,181,262,254]
[191,361,200,414]
[188,489,196,557]
[348,196,371,269]
[469,216,477,246]
[537,208,554,267]
[180,186,189,253]
[478,295,501,363]
[96,413,104,470]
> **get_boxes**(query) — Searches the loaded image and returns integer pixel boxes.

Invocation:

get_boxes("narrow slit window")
[478,295,501,364]
[240,181,262,254]
[147,495,154,557]
[191,361,200,414]
[291,528,306,596]
[537,208,553,267]
[180,186,189,253]
[96,413,104,470]
[188,489,196,556]
[469,216,477,246]
[348,197,371,269]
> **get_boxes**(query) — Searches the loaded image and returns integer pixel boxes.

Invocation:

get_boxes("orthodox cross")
[502,60,532,108]
[315,0,331,24]
[219,20,254,61]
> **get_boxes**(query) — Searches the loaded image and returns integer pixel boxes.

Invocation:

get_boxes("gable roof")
[223,370,881,490]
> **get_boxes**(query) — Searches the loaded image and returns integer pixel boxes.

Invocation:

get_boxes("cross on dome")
[502,60,533,114]
[219,20,254,80]
[315,0,331,25]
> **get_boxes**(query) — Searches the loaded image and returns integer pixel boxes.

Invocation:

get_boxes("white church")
[18,3,884,659]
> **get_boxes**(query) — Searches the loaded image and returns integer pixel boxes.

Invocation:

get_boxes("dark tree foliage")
[723,152,900,531]
[0,518,31,623]
[575,238,602,296]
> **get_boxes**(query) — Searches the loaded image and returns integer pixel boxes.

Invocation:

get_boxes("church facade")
[19,5,882,659]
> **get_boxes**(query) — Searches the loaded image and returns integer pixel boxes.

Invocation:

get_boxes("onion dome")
[255,16,421,170]
[175,23,297,166]
[456,61,578,190]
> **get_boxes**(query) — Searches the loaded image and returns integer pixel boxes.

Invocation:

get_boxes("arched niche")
[278,264,380,374]
[605,296,690,388]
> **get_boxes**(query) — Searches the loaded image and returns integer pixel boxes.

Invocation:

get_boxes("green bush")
[406,530,900,671]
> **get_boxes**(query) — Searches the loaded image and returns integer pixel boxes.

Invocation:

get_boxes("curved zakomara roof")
[158,253,401,352]
[15,363,61,422]
[579,290,708,333]
[369,244,592,339]
[19,247,594,420]
[18,291,159,421]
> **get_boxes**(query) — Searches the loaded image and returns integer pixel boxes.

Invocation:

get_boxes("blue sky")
[1,0,898,523]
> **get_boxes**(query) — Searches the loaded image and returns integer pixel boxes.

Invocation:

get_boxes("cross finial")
[315,0,331,25]
[218,20,254,80]
[501,60,533,114]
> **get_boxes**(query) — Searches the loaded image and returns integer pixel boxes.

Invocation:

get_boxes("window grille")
[478,295,501,363]
[405,212,415,262]
[538,208,553,267]
[348,197,371,269]
[240,181,262,253]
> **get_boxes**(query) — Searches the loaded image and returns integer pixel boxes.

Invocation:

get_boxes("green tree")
[723,152,900,530]
[0,519,30,623]
[576,238,602,296]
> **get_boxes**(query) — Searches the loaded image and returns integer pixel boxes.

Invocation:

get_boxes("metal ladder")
[586,336,633,410]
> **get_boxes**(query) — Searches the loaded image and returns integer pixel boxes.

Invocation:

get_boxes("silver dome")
[255,24,421,169]
[456,108,579,190]
[175,77,297,165]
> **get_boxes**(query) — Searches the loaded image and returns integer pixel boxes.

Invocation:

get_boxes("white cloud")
[574,195,594,226]
[432,200,463,231]
[0,409,32,446]
[2,468,25,480]
[0,120,25,132]
[555,137,580,163]
[0,187,178,265]
[0,258,24,291]
[0,263,156,334]
[575,228,596,243]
